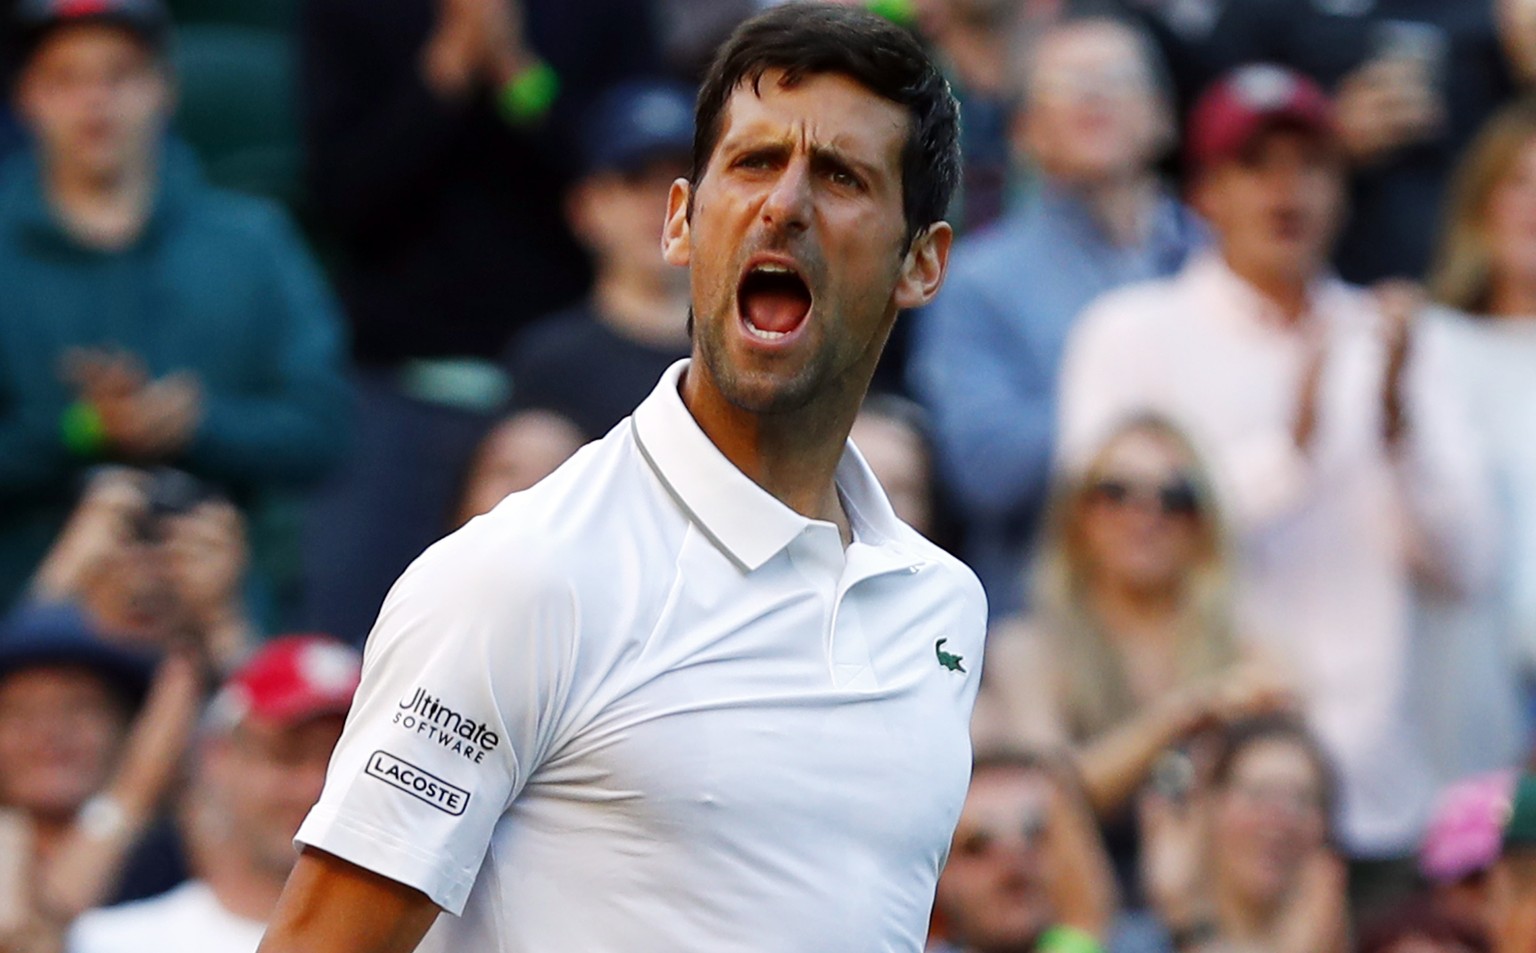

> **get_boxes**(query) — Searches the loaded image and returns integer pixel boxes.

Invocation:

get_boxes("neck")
[28,812,72,864]
[1488,270,1536,318]
[201,852,288,923]
[1225,254,1312,323]
[1070,173,1160,248]
[681,362,864,543]
[594,267,691,348]
[46,152,156,250]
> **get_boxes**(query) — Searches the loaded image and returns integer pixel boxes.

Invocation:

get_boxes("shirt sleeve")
[1390,316,1499,598]
[295,524,579,915]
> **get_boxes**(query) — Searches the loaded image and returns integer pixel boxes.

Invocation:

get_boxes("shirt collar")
[1185,250,1346,332]
[631,360,919,573]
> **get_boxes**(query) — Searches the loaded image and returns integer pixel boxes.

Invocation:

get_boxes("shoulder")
[177,181,306,256]
[510,304,603,363]
[393,424,676,629]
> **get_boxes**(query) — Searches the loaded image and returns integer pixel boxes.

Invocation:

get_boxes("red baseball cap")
[213,635,362,730]
[1186,64,1338,171]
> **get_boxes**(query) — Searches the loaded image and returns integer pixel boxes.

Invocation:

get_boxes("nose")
[760,159,812,236]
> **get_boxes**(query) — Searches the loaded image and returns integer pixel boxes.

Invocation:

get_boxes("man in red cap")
[67,635,362,953]
[1058,64,1497,893]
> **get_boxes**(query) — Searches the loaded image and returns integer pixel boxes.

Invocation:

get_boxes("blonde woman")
[1428,96,1536,700]
[974,415,1289,819]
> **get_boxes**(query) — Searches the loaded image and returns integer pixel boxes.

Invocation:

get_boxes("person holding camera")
[29,468,254,672]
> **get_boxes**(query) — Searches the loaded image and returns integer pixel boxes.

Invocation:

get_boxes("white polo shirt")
[295,360,987,953]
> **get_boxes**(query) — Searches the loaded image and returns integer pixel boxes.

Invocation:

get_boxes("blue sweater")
[0,144,350,609]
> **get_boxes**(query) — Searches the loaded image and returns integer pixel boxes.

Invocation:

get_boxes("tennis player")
[257,4,983,951]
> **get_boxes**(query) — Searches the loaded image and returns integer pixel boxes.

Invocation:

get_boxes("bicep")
[259,848,441,953]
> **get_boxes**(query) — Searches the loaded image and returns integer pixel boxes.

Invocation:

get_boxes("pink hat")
[213,635,362,729]
[1419,770,1518,884]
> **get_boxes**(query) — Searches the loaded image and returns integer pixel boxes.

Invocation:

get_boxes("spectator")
[1139,716,1349,953]
[0,604,202,949]
[1428,97,1536,708]
[909,10,1202,614]
[907,0,1036,234]
[1418,771,1518,938]
[450,411,585,528]
[298,0,661,644]
[850,395,938,540]
[976,415,1287,818]
[0,0,350,619]
[931,751,1119,953]
[1127,0,1521,284]
[28,469,254,671]
[1059,65,1497,876]
[504,79,694,444]
[68,635,361,953]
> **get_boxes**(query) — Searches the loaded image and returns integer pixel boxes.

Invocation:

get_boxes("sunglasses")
[953,808,1049,858]
[1087,476,1201,517]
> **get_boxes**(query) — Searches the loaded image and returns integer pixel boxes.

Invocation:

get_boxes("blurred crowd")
[0,0,1535,949]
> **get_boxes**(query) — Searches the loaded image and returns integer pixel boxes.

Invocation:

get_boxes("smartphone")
[1370,19,1448,94]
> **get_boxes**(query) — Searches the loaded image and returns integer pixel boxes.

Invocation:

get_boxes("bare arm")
[257,848,441,953]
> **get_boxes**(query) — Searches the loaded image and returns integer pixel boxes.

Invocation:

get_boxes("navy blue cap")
[579,79,696,176]
[0,603,156,709]
[15,0,171,64]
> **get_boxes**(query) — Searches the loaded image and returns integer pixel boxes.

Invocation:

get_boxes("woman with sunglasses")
[974,415,1291,827]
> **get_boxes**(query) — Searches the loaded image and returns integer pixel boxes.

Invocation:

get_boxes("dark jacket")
[300,0,661,365]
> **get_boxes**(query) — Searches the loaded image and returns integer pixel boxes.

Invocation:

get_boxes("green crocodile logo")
[935,638,966,674]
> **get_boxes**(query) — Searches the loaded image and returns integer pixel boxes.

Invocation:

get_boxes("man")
[909,11,1202,614]
[504,78,695,443]
[0,0,349,614]
[68,635,362,953]
[258,5,982,951]
[932,753,1119,953]
[0,603,201,946]
[1059,65,1495,873]
[1126,0,1519,284]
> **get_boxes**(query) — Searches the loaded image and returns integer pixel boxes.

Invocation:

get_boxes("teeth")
[746,323,787,340]
[754,263,794,275]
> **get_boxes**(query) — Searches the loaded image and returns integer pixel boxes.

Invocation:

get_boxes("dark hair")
[691,2,961,247]
[1211,714,1340,842]
[1357,904,1490,953]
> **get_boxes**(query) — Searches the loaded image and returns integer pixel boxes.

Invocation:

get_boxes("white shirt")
[1059,254,1496,855]
[1432,308,1536,667]
[295,360,987,953]
[68,882,266,953]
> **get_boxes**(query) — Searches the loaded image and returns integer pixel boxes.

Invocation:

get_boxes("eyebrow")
[722,132,888,185]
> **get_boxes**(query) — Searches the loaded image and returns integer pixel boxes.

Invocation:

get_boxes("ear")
[662,178,692,268]
[894,222,954,311]
[565,179,601,248]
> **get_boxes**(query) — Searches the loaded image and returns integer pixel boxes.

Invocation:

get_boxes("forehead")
[1032,21,1146,77]
[711,70,910,172]
[26,22,155,70]
[0,665,113,701]
[1228,738,1321,785]
[960,767,1051,820]
[1092,427,1188,476]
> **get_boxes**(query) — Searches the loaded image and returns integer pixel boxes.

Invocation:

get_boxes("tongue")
[743,288,810,334]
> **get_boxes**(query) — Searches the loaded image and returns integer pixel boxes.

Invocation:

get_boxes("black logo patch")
[365,750,470,816]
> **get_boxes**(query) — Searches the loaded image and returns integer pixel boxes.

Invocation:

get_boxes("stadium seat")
[171,25,303,209]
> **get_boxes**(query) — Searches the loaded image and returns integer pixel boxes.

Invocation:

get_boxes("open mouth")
[737,261,813,342]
